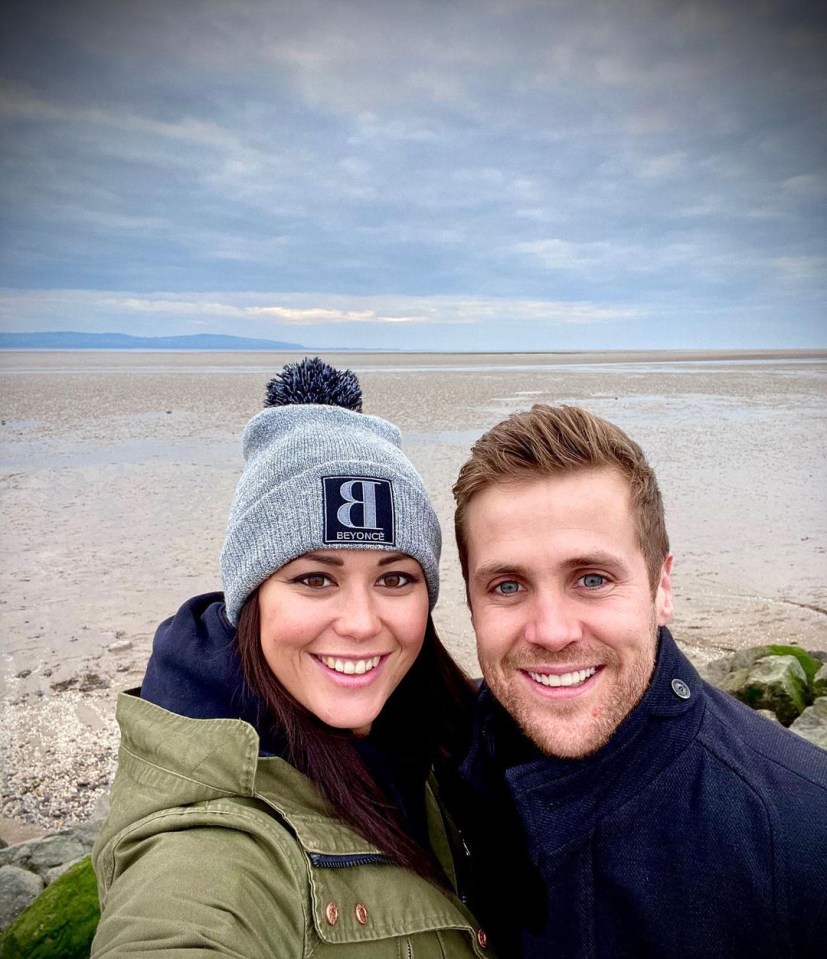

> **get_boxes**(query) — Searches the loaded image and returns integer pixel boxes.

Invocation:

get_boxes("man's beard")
[481,621,658,759]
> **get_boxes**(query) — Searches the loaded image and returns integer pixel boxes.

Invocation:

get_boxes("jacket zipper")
[309,852,395,868]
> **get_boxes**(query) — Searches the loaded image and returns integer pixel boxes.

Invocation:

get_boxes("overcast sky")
[1,0,825,351]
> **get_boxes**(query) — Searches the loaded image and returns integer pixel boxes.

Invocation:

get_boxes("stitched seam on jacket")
[696,715,785,957]
[118,743,246,795]
[104,804,309,941]
[111,804,305,877]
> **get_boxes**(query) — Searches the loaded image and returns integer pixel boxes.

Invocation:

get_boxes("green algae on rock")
[0,857,99,959]
[731,655,811,727]
[703,645,827,734]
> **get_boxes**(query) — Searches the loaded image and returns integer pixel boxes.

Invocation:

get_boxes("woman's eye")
[378,572,413,588]
[494,580,521,596]
[580,573,607,589]
[297,573,333,589]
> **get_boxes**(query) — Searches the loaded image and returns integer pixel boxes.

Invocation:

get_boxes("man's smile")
[525,665,599,688]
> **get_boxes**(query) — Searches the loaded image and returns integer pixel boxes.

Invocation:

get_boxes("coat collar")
[460,628,705,859]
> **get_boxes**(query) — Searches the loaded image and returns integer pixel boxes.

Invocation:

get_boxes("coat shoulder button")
[671,678,691,700]
[477,928,488,948]
[354,903,368,925]
[324,901,339,925]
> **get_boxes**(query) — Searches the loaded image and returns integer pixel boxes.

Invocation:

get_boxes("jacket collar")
[460,628,705,859]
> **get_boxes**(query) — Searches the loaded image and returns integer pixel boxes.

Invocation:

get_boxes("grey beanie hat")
[220,358,441,624]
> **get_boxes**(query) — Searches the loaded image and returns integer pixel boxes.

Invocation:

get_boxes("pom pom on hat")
[265,357,362,411]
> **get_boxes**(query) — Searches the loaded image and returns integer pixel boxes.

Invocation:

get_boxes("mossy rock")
[765,645,823,687]
[705,645,824,703]
[731,655,810,726]
[812,663,827,699]
[0,857,99,959]
[790,697,827,751]
[702,647,772,687]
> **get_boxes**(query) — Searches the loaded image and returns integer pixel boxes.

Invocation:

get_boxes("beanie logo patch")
[322,477,395,545]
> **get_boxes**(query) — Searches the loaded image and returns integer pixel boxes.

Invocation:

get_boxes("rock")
[765,645,824,687]
[718,667,750,697]
[0,845,30,872]
[701,646,772,687]
[812,664,827,699]
[789,697,827,752]
[27,835,88,877]
[0,866,43,932]
[0,857,99,958]
[44,858,83,886]
[107,639,132,653]
[729,655,810,726]
[0,823,99,876]
[69,820,102,849]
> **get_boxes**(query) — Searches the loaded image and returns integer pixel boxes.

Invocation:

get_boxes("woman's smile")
[316,653,384,676]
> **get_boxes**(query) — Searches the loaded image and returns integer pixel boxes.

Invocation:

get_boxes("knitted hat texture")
[219,359,440,623]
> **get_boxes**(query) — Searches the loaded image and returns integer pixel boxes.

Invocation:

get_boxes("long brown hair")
[236,589,475,883]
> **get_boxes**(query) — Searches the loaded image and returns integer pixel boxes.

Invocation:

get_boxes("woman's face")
[258,549,430,735]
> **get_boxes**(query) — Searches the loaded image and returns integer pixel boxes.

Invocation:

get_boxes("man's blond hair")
[453,405,670,592]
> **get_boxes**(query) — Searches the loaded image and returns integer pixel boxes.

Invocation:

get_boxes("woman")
[91,358,492,957]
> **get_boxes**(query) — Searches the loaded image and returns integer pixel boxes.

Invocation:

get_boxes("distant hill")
[0,331,306,351]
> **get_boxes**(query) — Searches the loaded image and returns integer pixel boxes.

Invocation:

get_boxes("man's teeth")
[527,666,597,688]
[320,655,382,675]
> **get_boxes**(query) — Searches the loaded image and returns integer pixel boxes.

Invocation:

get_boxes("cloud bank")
[1,0,824,349]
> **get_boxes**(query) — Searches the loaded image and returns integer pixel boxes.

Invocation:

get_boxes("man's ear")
[655,554,674,625]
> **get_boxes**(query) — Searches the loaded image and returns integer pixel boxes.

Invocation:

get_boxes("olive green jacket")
[91,693,492,958]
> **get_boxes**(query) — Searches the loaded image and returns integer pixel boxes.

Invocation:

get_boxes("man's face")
[465,468,673,758]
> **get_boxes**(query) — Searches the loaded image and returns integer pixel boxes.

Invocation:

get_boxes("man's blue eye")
[496,581,520,595]
[581,574,606,588]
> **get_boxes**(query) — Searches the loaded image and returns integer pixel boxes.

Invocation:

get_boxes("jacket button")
[354,903,368,925]
[477,928,488,949]
[324,901,339,926]
[671,678,691,700]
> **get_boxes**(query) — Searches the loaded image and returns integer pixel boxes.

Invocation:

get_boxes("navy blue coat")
[457,628,827,958]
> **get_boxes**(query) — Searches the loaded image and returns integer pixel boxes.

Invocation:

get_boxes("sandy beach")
[1,349,826,839]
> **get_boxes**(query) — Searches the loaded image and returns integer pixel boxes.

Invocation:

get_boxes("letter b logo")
[323,476,395,544]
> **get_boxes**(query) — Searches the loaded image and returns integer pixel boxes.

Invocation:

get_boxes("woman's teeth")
[527,666,597,688]
[320,655,382,675]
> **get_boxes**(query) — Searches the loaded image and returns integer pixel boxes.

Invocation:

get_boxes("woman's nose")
[332,591,382,641]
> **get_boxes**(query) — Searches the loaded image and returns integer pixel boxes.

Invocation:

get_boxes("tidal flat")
[1,348,826,833]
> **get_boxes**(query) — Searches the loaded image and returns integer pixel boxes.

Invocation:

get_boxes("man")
[452,404,827,959]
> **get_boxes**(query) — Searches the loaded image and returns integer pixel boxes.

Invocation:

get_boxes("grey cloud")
[0,0,824,346]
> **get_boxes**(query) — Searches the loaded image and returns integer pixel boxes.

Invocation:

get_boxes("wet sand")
[1,349,826,835]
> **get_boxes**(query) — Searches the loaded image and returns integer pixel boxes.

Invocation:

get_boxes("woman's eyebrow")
[299,552,345,566]
[377,552,413,567]
[297,551,413,568]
